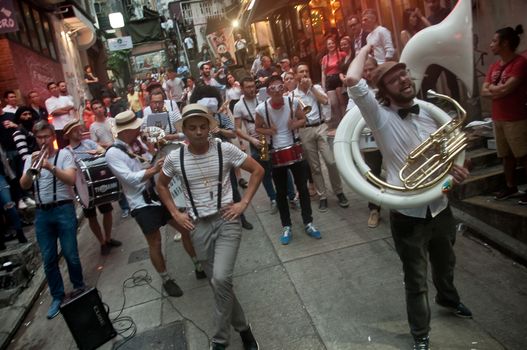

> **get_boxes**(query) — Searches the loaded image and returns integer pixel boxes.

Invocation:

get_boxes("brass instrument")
[259,134,269,161]
[27,145,48,181]
[290,91,311,114]
[333,0,472,209]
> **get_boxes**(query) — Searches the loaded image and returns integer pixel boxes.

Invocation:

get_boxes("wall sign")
[108,36,133,51]
[0,0,18,33]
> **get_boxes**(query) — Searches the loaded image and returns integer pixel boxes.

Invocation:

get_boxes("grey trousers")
[390,206,460,339]
[190,213,249,345]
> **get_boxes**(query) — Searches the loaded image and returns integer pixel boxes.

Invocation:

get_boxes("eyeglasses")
[268,84,285,93]
[385,69,411,86]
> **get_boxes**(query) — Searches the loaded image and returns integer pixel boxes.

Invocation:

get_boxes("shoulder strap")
[180,146,199,219]
[264,101,273,148]
[242,97,254,122]
[216,141,223,211]
[52,149,60,202]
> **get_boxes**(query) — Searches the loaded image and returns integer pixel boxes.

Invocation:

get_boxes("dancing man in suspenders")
[156,104,263,350]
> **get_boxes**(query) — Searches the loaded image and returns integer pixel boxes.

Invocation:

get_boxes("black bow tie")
[398,104,420,119]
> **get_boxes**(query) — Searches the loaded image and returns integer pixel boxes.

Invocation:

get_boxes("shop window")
[7,1,58,61]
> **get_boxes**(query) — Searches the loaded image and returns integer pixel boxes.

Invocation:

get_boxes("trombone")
[27,145,48,181]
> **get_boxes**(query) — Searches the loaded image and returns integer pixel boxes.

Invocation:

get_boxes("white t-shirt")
[90,119,115,145]
[233,96,258,138]
[366,26,395,64]
[235,39,247,51]
[226,86,242,101]
[184,37,194,49]
[162,141,246,219]
[3,105,17,114]
[164,77,185,102]
[254,97,299,149]
[45,96,75,130]
[23,149,76,204]
[292,85,327,125]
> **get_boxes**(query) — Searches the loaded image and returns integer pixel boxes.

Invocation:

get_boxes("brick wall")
[0,38,19,96]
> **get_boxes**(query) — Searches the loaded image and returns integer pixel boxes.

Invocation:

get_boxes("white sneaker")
[18,199,28,210]
[24,197,36,208]
[270,200,278,214]
[173,232,182,241]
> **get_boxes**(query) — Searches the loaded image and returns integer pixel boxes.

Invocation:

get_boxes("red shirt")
[321,51,347,75]
[485,55,527,121]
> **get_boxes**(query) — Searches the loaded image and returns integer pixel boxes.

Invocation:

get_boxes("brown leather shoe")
[367,210,380,228]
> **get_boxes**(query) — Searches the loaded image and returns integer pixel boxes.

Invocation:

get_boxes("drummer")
[63,119,122,255]
[255,75,322,245]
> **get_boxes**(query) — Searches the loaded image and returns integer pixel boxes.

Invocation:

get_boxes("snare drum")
[270,142,304,168]
[75,156,121,209]
[153,142,186,207]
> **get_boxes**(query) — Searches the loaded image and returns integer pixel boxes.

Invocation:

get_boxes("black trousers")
[364,150,382,211]
[272,160,312,227]
[390,206,461,339]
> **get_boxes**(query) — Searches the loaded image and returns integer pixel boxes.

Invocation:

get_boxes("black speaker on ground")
[60,287,117,350]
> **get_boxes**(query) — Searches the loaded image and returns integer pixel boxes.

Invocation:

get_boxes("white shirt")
[292,85,328,125]
[90,119,114,145]
[233,96,258,138]
[163,77,185,102]
[226,86,242,101]
[45,95,74,130]
[255,97,299,149]
[105,139,153,211]
[162,140,247,219]
[366,26,395,64]
[2,105,17,114]
[348,79,448,218]
[235,39,247,51]
[142,100,182,134]
[184,37,194,49]
[23,149,76,204]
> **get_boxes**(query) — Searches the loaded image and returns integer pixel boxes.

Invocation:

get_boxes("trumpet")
[27,145,48,181]
[259,134,269,161]
[289,91,311,114]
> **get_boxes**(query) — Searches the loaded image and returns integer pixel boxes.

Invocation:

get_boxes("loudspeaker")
[60,287,117,350]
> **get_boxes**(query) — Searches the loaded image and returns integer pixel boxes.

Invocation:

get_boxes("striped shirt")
[162,140,246,219]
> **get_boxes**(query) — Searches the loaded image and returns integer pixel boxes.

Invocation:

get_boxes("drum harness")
[106,143,159,204]
[264,97,301,150]
[35,149,72,210]
[179,140,223,219]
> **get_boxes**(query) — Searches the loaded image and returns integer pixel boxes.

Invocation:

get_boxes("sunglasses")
[268,84,285,92]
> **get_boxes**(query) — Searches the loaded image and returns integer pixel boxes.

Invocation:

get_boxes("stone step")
[452,164,526,200]
[452,191,527,246]
[465,147,500,169]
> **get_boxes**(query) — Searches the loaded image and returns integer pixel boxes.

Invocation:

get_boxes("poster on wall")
[130,50,167,75]
[206,28,234,63]
[0,0,19,33]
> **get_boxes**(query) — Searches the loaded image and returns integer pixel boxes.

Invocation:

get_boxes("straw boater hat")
[114,110,143,133]
[175,103,218,131]
[372,61,407,88]
[63,119,83,136]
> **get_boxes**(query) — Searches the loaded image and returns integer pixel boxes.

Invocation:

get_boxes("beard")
[388,81,417,105]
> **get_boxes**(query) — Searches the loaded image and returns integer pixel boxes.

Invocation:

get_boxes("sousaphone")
[334,0,473,209]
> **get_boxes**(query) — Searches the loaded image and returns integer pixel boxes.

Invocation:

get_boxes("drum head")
[75,161,90,208]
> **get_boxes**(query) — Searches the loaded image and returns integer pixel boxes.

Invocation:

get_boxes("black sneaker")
[436,299,473,318]
[413,336,429,350]
[241,217,253,230]
[318,198,328,212]
[195,269,207,280]
[238,178,248,189]
[518,193,527,205]
[107,239,122,247]
[163,279,183,297]
[240,326,259,350]
[494,186,518,200]
[210,343,226,350]
[336,193,349,208]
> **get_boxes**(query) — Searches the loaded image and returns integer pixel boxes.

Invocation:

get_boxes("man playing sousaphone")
[346,44,472,350]
[63,119,121,256]
[255,75,322,245]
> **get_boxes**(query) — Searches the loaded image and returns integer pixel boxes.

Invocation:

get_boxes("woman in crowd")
[400,7,431,49]
[320,37,347,129]
[225,74,242,113]
[138,82,149,110]
[84,65,102,100]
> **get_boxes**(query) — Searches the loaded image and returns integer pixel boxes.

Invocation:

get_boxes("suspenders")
[180,141,223,219]
[264,99,296,149]
[35,149,61,204]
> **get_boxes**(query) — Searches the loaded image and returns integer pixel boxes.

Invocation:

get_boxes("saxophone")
[259,134,269,161]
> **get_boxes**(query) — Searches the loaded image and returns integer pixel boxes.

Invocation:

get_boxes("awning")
[128,17,164,44]
[245,0,308,24]
[60,4,97,50]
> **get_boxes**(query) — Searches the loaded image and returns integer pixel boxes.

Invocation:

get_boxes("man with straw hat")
[105,110,203,298]
[156,103,263,350]
[63,119,121,256]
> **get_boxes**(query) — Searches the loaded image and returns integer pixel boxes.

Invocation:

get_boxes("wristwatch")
[51,166,57,175]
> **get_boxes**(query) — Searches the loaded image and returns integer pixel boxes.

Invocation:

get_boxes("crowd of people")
[1,0,525,348]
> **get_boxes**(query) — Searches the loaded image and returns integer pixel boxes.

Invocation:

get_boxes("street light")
[109,12,124,29]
